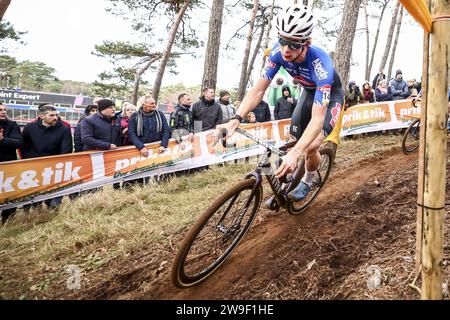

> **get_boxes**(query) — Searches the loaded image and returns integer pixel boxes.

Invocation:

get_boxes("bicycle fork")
[215,174,262,242]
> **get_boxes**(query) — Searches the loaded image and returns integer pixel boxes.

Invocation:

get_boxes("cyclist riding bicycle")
[215,4,344,202]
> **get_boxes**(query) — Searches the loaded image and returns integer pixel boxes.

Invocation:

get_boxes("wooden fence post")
[419,0,449,300]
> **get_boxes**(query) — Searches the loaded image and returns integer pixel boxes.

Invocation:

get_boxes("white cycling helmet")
[276,5,314,43]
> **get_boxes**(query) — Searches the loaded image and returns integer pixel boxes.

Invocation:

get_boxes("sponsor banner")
[0,99,418,209]
[341,99,420,135]
[0,123,282,209]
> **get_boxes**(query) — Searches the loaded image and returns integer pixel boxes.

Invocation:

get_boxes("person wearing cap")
[389,69,410,101]
[74,104,97,152]
[81,98,121,151]
[217,90,235,123]
[345,80,364,107]
[274,85,296,120]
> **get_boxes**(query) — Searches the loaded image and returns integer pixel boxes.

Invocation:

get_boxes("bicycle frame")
[235,128,289,209]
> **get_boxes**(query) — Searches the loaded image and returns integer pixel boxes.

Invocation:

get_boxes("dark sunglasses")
[278,37,304,50]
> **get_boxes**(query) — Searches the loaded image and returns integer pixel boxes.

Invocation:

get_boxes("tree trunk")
[387,5,403,79]
[237,0,259,101]
[152,0,189,102]
[378,0,400,75]
[363,0,370,81]
[333,0,362,88]
[132,55,161,105]
[245,21,266,86]
[260,0,275,73]
[419,0,449,299]
[201,0,225,92]
[0,0,11,20]
[368,0,389,82]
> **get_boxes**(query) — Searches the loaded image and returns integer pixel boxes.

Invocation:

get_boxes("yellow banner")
[399,0,432,32]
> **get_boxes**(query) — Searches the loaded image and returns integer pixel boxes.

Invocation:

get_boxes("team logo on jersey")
[318,84,331,106]
[329,103,342,128]
[266,58,276,69]
[312,59,328,81]
[294,76,315,88]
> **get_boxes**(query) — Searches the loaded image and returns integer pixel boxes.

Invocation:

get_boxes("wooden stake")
[415,30,430,275]
[420,0,449,300]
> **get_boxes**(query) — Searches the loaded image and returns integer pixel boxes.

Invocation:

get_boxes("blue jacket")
[128,110,171,150]
[389,79,409,100]
[375,87,393,102]
[81,112,122,151]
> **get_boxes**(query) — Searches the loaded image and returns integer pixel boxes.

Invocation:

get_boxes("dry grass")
[0,164,253,299]
[0,133,404,299]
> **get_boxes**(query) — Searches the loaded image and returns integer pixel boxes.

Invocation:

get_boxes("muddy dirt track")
[62,145,449,300]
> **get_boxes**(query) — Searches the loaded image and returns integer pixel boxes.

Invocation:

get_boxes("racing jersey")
[263,42,341,106]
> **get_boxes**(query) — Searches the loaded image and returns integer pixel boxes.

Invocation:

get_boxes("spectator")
[192,88,223,132]
[389,69,410,100]
[81,99,121,151]
[128,96,171,157]
[345,81,364,107]
[37,103,71,129]
[119,102,137,146]
[22,105,73,209]
[407,79,419,98]
[372,72,386,90]
[244,112,257,124]
[274,85,296,120]
[361,81,375,103]
[414,79,422,95]
[217,90,236,123]
[375,79,393,102]
[253,99,271,122]
[74,104,97,152]
[0,102,23,223]
[170,93,194,143]
[234,100,241,109]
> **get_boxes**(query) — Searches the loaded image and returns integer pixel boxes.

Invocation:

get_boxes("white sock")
[301,170,315,186]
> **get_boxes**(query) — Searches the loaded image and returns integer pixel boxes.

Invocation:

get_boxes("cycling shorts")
[289,86,344,140]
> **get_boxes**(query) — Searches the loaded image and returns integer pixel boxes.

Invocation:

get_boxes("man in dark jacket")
[0,103,22,162]
[22,105,73,209]
[274,85,296,120]
[22,105,73,159]
[128,95,171,157]
[81,99,121,151]
[253,99,271,122]
[170,93,194,143]
[192,88,223,132]
[74,104,97,152]
[0,103,23,223]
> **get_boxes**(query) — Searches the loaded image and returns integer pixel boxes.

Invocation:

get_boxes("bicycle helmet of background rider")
[276,4,314,44]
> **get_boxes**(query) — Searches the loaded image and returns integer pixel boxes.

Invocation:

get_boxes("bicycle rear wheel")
[171,179,262,288]
[286,142,335,215]
[402,118,420,154]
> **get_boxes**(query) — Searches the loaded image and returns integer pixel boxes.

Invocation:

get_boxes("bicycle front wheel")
[171,179,262,288]
[402,118,420,154]
[286,142,335,215]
